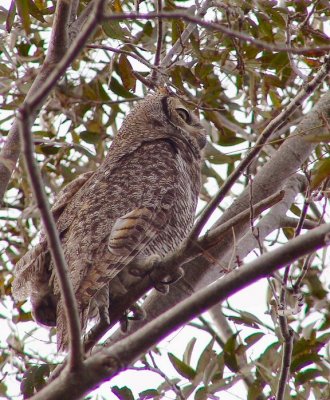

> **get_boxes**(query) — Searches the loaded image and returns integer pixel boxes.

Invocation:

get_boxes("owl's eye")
[176,107,191,123]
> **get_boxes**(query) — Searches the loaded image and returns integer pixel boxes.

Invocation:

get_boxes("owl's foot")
[128,254,161,277]
[98,305,110,326]
[128,303,146,320]
[119,303,146,332]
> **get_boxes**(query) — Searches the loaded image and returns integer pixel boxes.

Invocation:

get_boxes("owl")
[12,91,206,350]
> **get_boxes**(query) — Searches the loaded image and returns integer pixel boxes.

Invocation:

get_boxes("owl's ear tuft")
[157,86,170,95]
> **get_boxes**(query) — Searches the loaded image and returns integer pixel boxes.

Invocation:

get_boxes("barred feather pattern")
[12,92,206,350]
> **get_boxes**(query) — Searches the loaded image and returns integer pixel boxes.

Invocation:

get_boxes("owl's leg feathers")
[128,254,185,293]
[93,286,110,326]
[128,254,161,277]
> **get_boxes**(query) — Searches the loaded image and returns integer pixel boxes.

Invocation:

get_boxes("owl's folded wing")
[12,171,95,302]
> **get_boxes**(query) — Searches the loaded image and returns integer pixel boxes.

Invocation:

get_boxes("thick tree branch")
[31,223,330,400]
[27,0,105,112]
[18,107,83,370]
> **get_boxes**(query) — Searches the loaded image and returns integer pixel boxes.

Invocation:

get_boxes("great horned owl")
[12,91,206,350]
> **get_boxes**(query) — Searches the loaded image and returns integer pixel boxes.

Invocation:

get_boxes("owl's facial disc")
[162,96,207,150]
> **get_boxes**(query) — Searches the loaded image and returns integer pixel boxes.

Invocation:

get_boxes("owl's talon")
[119,312,129,332]
[127,304,146,321]
[149,267,184,293]
[154,282,169,294]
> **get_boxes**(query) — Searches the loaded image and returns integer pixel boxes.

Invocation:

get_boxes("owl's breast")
[144,152,201,258]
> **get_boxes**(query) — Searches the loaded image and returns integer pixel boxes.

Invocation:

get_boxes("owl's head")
[119,92,206,157]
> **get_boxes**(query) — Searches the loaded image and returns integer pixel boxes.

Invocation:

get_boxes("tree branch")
[151,0,163,83]
[18,106,83,370]
[276,319,294,400]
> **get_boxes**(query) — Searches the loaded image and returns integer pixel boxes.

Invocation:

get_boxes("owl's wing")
[12,171,95,302]
[56,187,176,351]
[75,187,175,296]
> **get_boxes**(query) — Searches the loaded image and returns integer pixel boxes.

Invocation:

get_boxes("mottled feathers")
[12,92,206,350]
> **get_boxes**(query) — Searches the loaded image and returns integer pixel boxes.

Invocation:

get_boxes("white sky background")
[1,1,330,399]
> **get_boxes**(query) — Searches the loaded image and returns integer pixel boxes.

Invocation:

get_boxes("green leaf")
[194,386,208,400]
[223,333,239,373]
[244,332,265,349]
[112,386,134,400]
[295,368,321,385]
[37,144,61,155]
[196,338,215,375]
[27,0,45,22]
[168,352,196,380]
[80,131,101,144]
[102,20,129,40]
[217,136,246,146]
[21,364,50,397]
[311,158,330,189]
[172,19,185,45]
[247,381,264,400]
[110,77,136,98]
[5,0,16,33]
[16,0,31,34]
[118,55,136,91]
[0,382,8,396]
[183,337,197,366]
[138,389,159,399]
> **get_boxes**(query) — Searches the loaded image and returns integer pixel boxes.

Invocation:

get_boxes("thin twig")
[160,0,212,68]
[286,16,307,80]
[280,216,318,230]
[101,11,330,55]
[151,0,163,83]
[275,187,311,398]
[87,44,156,70]
[276,318,294,400]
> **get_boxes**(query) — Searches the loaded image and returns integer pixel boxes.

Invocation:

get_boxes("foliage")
[0,0,330,399]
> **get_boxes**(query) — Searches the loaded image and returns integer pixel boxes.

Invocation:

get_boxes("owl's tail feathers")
[56,302,68,351]
[56,301,88,352]
[12,242,50,302]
